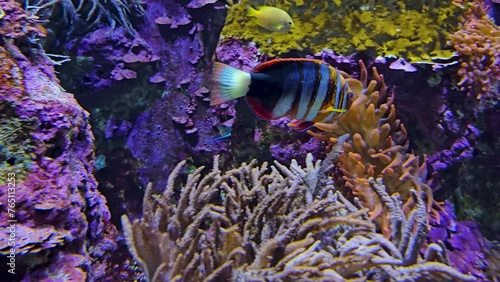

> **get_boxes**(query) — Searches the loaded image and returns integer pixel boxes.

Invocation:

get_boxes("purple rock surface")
[64,26,159,90]
[124,0,229,191]
[0,3,116,279]
[427,201,490,280]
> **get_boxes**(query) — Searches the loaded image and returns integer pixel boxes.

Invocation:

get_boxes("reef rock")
[0,1,116,280]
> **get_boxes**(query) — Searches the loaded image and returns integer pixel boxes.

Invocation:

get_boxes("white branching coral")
[122,154,475,282]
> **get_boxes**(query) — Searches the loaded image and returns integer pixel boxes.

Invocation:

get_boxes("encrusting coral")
[308,60,440,237]
[449,0,500,103]
[222,0,464,62]
[122,153,475,281]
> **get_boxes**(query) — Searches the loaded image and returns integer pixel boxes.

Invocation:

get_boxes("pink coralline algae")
[215,37,261,71]
[187,0,218,8]
[270,137,326,165]
[0,2,116,279]
[0,0,45,39]
[154,14,192,28]
[137,0,213,89]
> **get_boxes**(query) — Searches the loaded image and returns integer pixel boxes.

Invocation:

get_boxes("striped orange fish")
[210,58,362,131]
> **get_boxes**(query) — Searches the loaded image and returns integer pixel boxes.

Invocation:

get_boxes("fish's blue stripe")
[273,63,300,118]
[295,62,317,120]
[341,82,350,110]
[334,71,342,109]
[305,64,330,121]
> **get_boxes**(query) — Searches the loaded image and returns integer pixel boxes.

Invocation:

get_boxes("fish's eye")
[288,21,292,25]
[347,92,354,99]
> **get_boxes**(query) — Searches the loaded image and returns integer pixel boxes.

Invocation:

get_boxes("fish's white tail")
[210,62,251,105]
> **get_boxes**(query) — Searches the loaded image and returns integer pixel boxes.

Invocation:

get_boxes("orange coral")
[450,0,500,101]
[308,61,441,237]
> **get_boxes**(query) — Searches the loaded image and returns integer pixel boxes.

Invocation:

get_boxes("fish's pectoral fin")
[331,108,347,113]
[287,120,315,132]
[319,106,347,114]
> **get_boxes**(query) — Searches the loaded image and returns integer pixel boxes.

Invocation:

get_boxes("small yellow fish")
[247,6,293,33]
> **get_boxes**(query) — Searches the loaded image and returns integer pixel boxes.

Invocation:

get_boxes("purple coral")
[428,137,474,171]
[426,201,489,280]
[215,37,261,71]
[270,137,325,165]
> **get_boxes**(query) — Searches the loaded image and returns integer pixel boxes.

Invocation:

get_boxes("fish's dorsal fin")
[253,58,327,72]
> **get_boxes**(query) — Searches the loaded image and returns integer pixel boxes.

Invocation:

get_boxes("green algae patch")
[222,0,465,62]
[0,104,35,181]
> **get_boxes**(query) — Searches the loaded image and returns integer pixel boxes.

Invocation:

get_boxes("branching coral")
[449,0,500,103]
[122,154,475,281]
[309,60,441,237]
[222,0,464,62]
[21,0,144,33]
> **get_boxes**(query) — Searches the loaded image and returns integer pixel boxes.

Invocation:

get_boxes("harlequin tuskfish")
[210,58,362,131]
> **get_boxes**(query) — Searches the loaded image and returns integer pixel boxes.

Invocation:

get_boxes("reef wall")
[0,1,116,280]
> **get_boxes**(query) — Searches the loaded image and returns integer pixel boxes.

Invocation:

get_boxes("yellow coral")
[222,0,464,62]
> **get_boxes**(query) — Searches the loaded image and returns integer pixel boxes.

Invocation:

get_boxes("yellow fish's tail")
[247,6,259,18]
